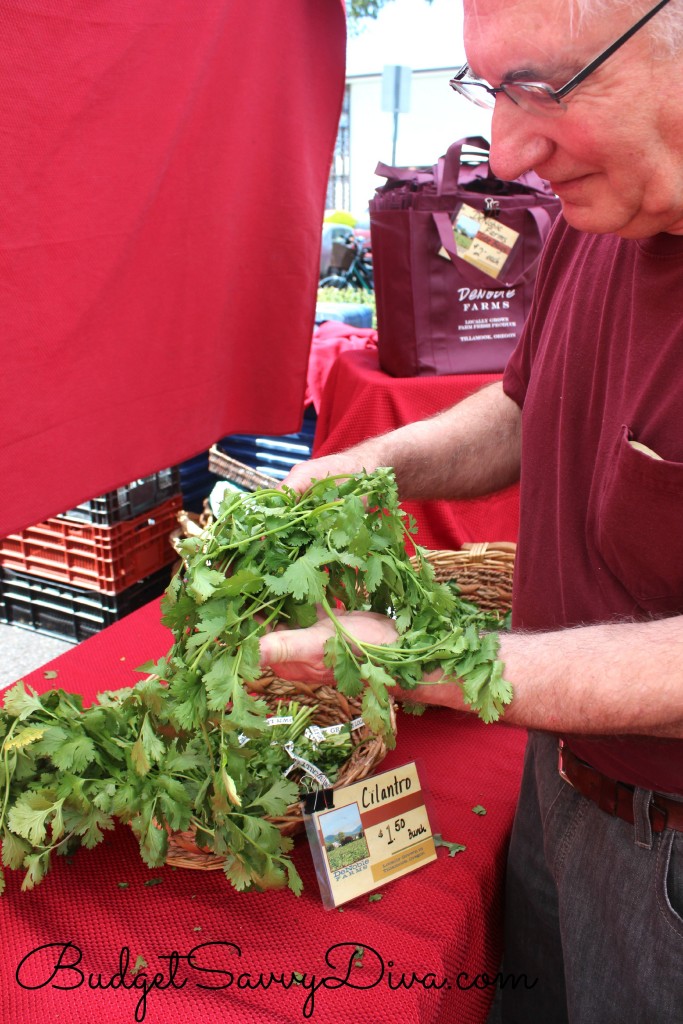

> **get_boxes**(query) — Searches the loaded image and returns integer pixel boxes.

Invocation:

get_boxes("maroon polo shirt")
[504,217,683,795]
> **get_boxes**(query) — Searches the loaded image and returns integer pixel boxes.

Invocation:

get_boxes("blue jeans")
[488,731,683,1024]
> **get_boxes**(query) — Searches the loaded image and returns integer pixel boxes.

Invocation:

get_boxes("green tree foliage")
[347,0,433,25]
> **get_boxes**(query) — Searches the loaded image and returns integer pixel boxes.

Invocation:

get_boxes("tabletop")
[313,348,520,552]
[1,599,526,1024]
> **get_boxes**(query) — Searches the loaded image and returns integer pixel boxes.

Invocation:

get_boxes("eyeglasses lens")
[451,71,568,117]
[503,83,566,115]
[452,81,496,108]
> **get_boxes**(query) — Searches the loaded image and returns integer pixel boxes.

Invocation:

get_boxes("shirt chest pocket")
[596,425,683,615]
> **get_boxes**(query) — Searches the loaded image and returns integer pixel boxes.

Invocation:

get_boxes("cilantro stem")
[188,595,286,675]
[320,596,447,662]
[190,816,214,836]
[0,746,15,833]
[199,722,213,762]
[59,695,85,717]
[206,499,351,561]
[319,598,364,672]
[0,716,27,832]
[33,829,77,856]
[297,472,366,502]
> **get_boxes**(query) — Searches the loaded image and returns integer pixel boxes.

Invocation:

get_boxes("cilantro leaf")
[323,636,363,697]
[187,564,229,604]
[201,651,239,711]
[51,734,98,773]
[3,725,46,752]
[433,834,467,857]
[131,817,168,868]
[222,853,254,891]
[264,547,330,602]
[21,852,50,892]
[7,794,62,847]
[2,828,31,870]
[3,681,45,721]
[252,777,299,818]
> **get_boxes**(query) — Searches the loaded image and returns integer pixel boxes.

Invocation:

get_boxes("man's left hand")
[258,610,398,684]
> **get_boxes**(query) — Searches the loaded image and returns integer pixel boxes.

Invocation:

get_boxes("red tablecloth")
[313,348,520,552]
[1,603,526,1024]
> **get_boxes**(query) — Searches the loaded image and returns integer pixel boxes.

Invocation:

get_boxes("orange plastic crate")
[0,496,182,593]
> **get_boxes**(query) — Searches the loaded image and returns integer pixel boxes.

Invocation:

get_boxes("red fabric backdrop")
[0,0,346,537]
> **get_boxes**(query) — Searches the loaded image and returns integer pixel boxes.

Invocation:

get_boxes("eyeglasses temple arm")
[555,0,672,98]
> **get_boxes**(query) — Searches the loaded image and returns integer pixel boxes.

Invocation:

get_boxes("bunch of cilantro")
[0,467,511,897]
[0,678,305,895]
[161,467,510,741]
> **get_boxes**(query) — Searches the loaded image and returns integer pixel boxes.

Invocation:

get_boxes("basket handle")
[460,541,517,557]
[208,447,279,490]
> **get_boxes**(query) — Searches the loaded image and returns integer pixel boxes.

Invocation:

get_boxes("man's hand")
[259,609,466,712]
[283,451,381,494]
[259,609,398,683]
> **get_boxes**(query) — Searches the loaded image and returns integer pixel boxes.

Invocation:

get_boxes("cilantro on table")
[0,467,510,898]
[0,679,303,897]
[433,834,467,857]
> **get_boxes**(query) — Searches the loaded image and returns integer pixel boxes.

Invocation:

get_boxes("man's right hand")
[282,451,381,494]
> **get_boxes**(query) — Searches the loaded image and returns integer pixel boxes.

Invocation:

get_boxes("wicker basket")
[414,542,515,614]
[167,459,515,869]
[164,541,515,870]
[165,672,395,870]
[207,446,279,491]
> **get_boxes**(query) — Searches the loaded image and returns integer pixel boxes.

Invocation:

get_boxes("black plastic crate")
[60,467,181,525]
[0,565,173,643]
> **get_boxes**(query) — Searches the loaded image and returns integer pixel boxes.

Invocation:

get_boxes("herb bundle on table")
[0,468,511,896]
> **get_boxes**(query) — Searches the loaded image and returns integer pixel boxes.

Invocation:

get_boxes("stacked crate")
[216,411,317,479]
[178,408,318,512]
[0,469,182,643]
[215,407,317,481]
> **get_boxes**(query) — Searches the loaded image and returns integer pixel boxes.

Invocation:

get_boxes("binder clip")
[484,197,501,218]
[303,787,335,815]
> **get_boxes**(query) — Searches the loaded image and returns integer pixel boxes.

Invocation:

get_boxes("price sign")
[303,761,436,909]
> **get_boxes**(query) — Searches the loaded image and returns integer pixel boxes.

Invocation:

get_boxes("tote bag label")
[454,284,519,345]
[441,203,521,280]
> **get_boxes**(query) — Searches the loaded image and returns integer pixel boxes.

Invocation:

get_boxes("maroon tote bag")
[369,137,561,377]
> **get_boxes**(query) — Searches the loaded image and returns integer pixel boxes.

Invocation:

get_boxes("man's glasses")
[450,0,672,116]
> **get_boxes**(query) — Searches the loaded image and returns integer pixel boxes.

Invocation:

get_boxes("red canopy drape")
[0,0,346,536]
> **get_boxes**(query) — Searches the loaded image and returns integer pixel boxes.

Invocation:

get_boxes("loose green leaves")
[433,834,467,857]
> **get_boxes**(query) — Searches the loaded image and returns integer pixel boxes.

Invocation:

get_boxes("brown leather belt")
[558,740,683,834]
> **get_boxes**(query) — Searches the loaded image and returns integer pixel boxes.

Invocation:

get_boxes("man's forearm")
[341,381,522,501]
[417,614,683,739]
[500,616,683,737]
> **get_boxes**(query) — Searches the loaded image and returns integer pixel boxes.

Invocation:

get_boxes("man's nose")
[488,97,555,182]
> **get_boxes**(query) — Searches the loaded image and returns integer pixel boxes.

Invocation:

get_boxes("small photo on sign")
[321,804,370,873]
[452,202,520,280]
